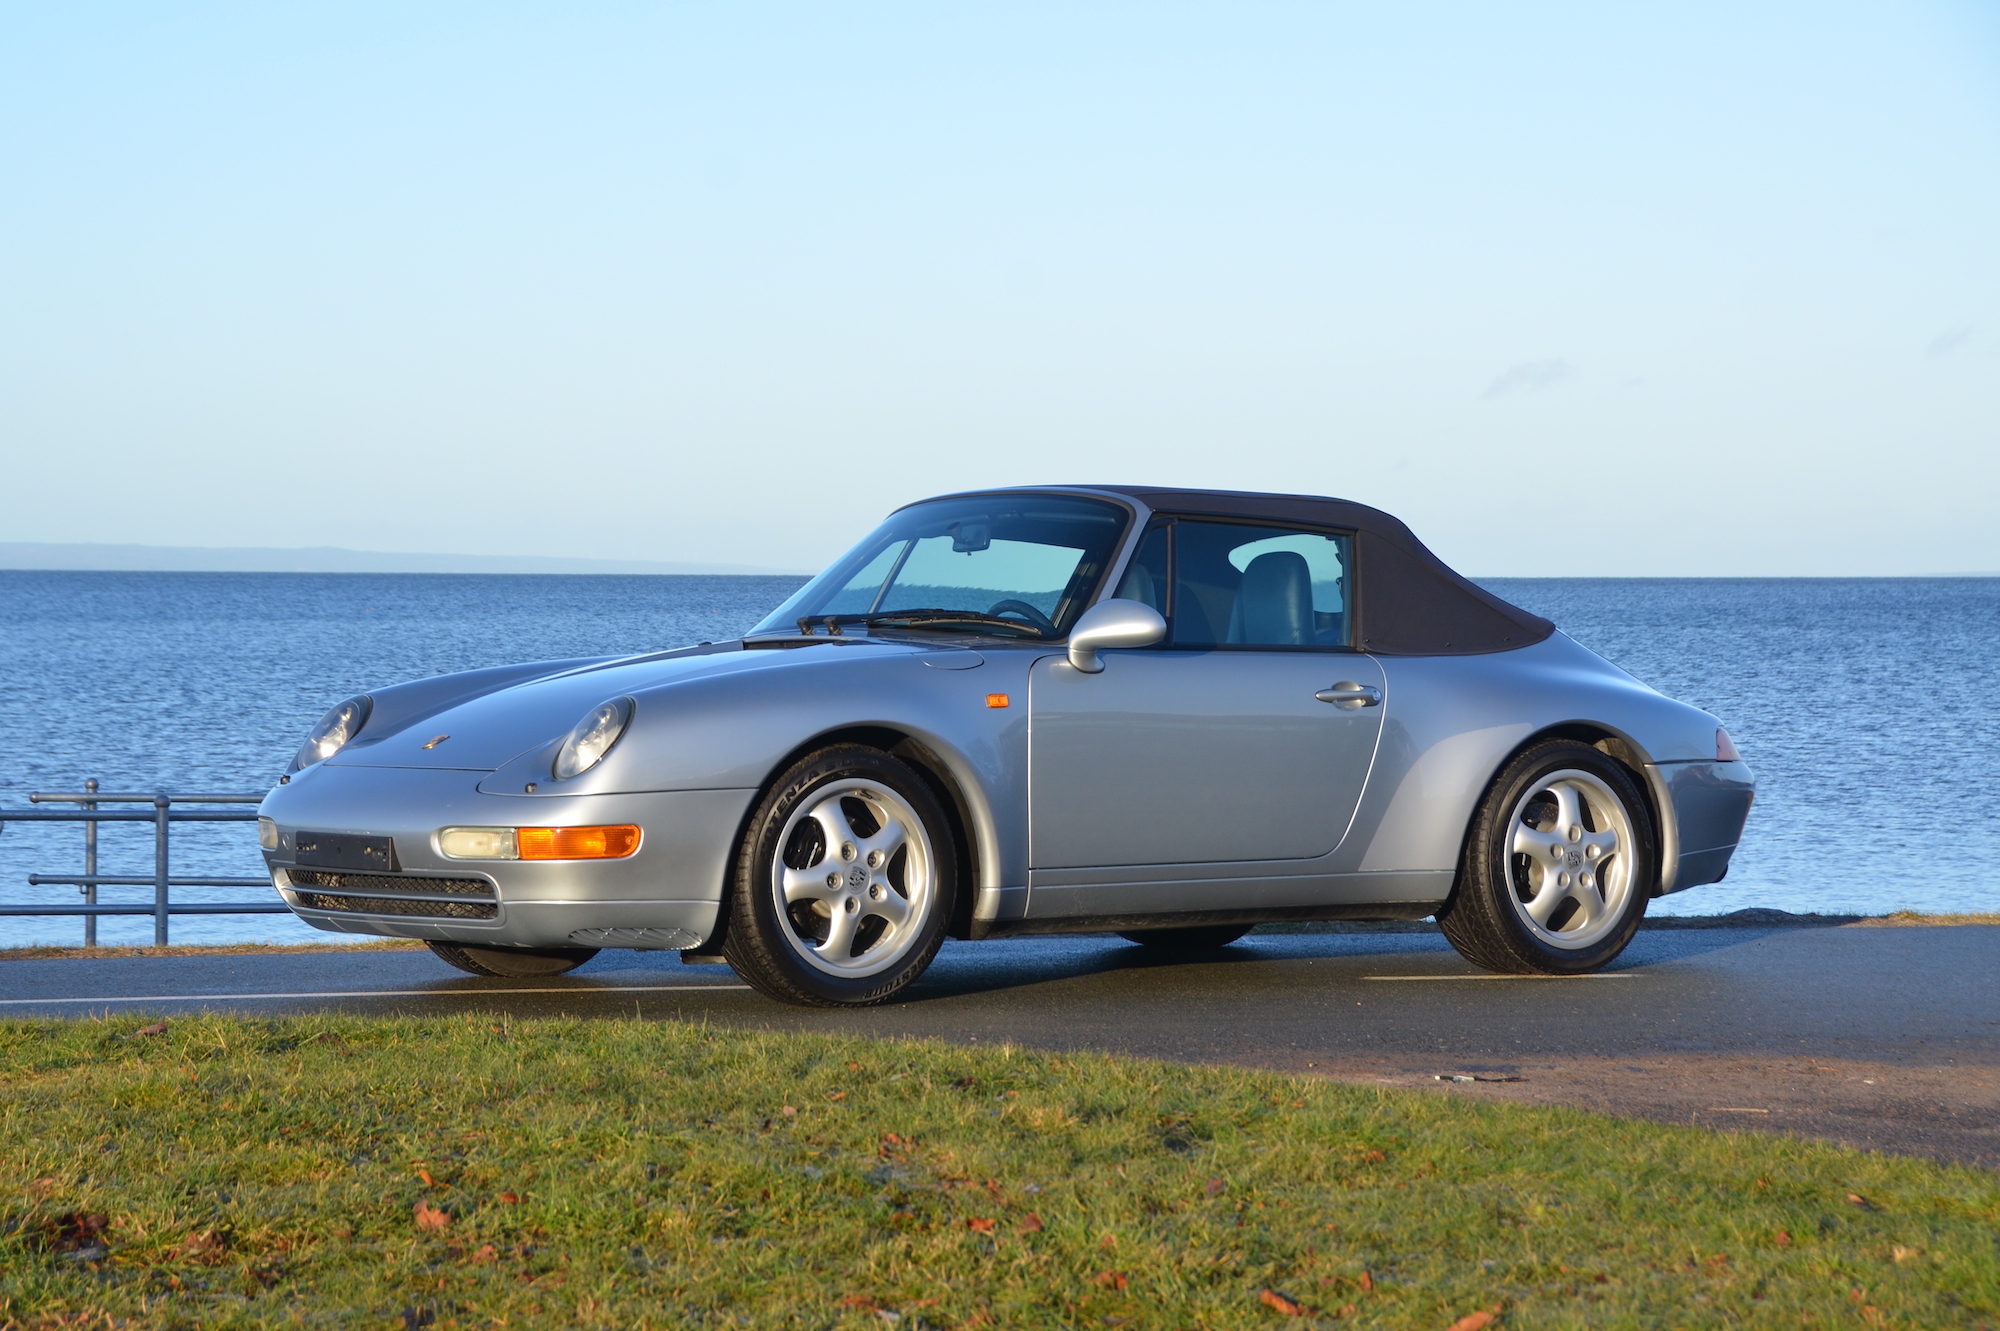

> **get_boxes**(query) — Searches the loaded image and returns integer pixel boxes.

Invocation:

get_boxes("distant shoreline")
[1,543,1991,577]
[0,541,809,576]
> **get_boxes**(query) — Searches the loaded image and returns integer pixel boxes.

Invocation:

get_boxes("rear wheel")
[1438,740,1654,974]
[1116,925,1251,950]
[425,941,599,977]
[723,745,956,1007]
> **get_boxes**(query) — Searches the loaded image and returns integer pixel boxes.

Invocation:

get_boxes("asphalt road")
[5,924,1995,1168]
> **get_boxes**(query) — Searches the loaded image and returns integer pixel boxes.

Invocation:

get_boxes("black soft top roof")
[1082,485,1554,656]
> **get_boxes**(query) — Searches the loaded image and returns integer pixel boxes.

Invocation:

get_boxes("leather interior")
[1116,564,1163,609]
[1226,551,1313,645]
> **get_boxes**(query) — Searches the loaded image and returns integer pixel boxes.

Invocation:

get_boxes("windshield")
[751,494,1131,639]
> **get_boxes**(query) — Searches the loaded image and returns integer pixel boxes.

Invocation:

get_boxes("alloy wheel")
[769,778,936,978]
[1502,768,1637,950]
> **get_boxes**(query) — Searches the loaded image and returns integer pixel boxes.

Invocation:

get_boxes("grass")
[1,1018,1996,1329]
[1848,911,2000,928]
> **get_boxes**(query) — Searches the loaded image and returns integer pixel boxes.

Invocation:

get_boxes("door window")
[1156,519,1352,649]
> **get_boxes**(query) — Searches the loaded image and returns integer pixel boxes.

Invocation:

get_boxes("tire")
[1437,739,1655,975]
[425,941,599,977]
[723,745,957,1007]
[1116,925,1252,950]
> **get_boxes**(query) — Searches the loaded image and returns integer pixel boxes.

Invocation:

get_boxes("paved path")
[4,924,1994,1168]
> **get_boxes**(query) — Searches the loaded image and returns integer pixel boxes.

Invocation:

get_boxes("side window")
[1168,519,1351,649]
[1113,523,1170,613]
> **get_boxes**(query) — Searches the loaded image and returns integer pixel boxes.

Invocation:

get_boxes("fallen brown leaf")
[413,1201,450,1232]
[1018,1213,1044,1233]
[471,1244,498,1265]
[829,1091,848,1101]
[1848,1193,1874,1210]
[1258,1288,1307,1316]
[134,1021,169,1037]
[1775,1230,1792,1247]
[968,1217,996,1234]
[1447,1312,1496,1331]
[178,1230,229,1262]
[40,1212,110,1255]
[499,1192,520,1204]
[1095,1271,1129,1291]
[781,1105,798,1117]
[1205,1177,1226,1197]
[416,1168,435,1187]
[1358,1270,1373,1293]
[27,1177,57,1197]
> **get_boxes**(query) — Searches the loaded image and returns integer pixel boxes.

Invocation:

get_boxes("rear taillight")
[1716,728,1742,762]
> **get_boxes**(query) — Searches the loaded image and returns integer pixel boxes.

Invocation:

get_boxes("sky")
[2,2,1996,576]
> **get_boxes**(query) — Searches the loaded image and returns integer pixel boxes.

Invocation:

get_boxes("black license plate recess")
[294,832,399,872]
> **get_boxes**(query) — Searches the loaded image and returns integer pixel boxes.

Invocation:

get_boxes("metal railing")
[0,780,286,946]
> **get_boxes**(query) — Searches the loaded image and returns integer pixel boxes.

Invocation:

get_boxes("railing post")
[82,778,98,948]
[153,794,171,947]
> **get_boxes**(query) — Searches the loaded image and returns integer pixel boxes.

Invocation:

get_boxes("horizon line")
[0,540,1994,580]
[0,540,811,577]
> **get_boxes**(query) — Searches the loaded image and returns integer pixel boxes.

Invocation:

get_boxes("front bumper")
[259,763,756,948]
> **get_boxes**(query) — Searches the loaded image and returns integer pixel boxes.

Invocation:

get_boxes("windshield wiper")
[796,610,1051,640]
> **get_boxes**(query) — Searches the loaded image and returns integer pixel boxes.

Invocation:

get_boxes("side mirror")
[1065,598,1166,673]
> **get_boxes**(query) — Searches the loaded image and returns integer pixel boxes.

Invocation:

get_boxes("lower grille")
[283,868,498,920]
[291,891,497,920]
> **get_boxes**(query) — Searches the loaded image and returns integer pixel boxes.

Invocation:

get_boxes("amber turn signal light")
[516,825,641,860]
[986,693,1010,708]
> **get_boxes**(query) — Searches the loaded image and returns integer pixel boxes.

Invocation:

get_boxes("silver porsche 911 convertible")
[258,486,1754,1005]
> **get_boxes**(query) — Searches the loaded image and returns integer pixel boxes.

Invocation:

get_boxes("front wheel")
[723,745,957,1006]
[1438,740,1655,974]
[425,941,599,977]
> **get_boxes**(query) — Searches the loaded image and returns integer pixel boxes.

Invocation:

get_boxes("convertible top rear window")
[751,495,1129,639]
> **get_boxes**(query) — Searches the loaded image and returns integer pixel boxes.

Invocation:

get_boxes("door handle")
[1315,682,1381,709]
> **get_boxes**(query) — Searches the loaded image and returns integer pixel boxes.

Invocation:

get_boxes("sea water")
[1,572,1993,945]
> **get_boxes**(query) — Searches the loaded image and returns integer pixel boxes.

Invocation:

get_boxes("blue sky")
[2,2,1995,574]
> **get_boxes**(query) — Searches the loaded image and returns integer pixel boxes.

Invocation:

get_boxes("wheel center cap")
[847,866,868,889]
[1565,849,1583,870]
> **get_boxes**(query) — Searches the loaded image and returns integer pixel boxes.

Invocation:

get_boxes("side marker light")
[1716,728,1742,762]
[986,694,1010,709]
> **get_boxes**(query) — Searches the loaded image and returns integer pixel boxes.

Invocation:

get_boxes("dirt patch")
[1287,1052,2000,1171]
[0,939,427,961]
[1253,908,1925,935]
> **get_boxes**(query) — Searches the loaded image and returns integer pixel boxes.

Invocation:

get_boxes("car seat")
[1225,550,1312,646]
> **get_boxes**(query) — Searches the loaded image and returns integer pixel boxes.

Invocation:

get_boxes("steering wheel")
[986,599,1058,636]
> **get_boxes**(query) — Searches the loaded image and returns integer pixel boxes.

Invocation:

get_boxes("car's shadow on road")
[546,925,1798,1009]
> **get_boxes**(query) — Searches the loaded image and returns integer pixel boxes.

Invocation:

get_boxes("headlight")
[294,695,372,770]
[553,697,634,782]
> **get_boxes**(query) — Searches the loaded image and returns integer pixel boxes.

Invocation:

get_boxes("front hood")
[320,640,923,772]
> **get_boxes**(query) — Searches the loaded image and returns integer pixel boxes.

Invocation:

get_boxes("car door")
[1027,516,1386,875]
